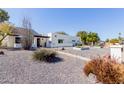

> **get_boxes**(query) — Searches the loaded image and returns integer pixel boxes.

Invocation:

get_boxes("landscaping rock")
[0,49,94,84]
[0,51,4,55]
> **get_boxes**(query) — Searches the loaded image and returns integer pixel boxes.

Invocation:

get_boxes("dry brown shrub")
[83,55,124,84]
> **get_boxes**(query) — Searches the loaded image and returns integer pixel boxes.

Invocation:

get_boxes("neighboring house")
[47,32,81,48]
[1,27,49,48]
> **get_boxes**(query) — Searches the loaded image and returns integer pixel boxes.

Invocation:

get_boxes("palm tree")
[86,32,100,46]
[118,32,122,43]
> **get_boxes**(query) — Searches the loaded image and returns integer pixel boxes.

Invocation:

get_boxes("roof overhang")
[34,35,49,38]
[10,34,49,38]
[10,34,20,36]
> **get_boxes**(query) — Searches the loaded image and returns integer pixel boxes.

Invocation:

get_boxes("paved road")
[0,50,95,84]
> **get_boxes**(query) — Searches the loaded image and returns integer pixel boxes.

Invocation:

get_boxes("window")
[55,35,57,37]
[72,40,76,42]
[15,37,21,44]
[58,39,63,44]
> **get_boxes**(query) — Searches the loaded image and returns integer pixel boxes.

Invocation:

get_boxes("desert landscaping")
[1,8,124,84]
[0,48,110,84]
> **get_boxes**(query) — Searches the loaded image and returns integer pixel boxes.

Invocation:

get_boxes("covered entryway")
[34,35,49,48]
[37,38,40,47]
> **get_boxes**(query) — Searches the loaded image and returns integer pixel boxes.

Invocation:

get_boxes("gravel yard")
[53,47,110,59]
[0,49,95,84]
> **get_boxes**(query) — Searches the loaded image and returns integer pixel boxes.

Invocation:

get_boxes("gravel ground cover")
[52,47,110,59]
[0,49,95,84]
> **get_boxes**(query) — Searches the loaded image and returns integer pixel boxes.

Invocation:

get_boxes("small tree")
[109,38,119,44]
[21,17,33,50]
[0,22,14,46]
[76,31,87,45]
[105,38,109,42]
[0,9,9,22]
[76,31,100,46]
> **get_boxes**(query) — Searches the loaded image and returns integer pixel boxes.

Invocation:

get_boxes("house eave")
[10,34,20,36]
[10,34,49,38]
[34,35,49,38]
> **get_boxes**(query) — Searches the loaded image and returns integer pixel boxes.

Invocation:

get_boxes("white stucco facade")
[2,35,48,48]
[47,33,81,48]
[1,32,80,48]
[2,36,15,48]
[110,45,124,63]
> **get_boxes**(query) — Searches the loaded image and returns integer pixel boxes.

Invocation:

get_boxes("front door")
[37,38,40,47]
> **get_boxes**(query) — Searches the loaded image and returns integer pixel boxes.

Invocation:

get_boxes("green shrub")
[76,46,82,48]
[76,44,83,48]
[77,44,82,46]
[33,49,57,62]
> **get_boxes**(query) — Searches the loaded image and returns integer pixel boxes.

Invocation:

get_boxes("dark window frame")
[72,40,76,42]
[55,35,57,37]
[15,37,21,44]
[58,39,63,44]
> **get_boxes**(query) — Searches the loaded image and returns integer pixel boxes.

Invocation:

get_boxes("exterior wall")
[14,36,22,48]
[2,36,15,48]
[110,45,124,63]
[2,36,37,48]
[2,33,73,48]
[40,38,48,47]
[1,36,8,47]
[33,37,48,48]
[47,33,80,48]
[33,37,38,48]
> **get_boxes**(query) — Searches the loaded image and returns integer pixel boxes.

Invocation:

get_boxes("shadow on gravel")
[7,48,37,51]
[35,56,63,64]
[7,48,22,51]
[46,57,63,64]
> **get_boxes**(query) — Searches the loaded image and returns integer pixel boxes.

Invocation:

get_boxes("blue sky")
[3,8,124,40]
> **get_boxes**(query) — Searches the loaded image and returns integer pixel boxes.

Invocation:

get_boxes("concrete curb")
[56,51,91,61]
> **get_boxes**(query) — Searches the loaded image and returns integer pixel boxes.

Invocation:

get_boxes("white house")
[1,27,49,48]
[47,32,81,48]
[1,28,81,48]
